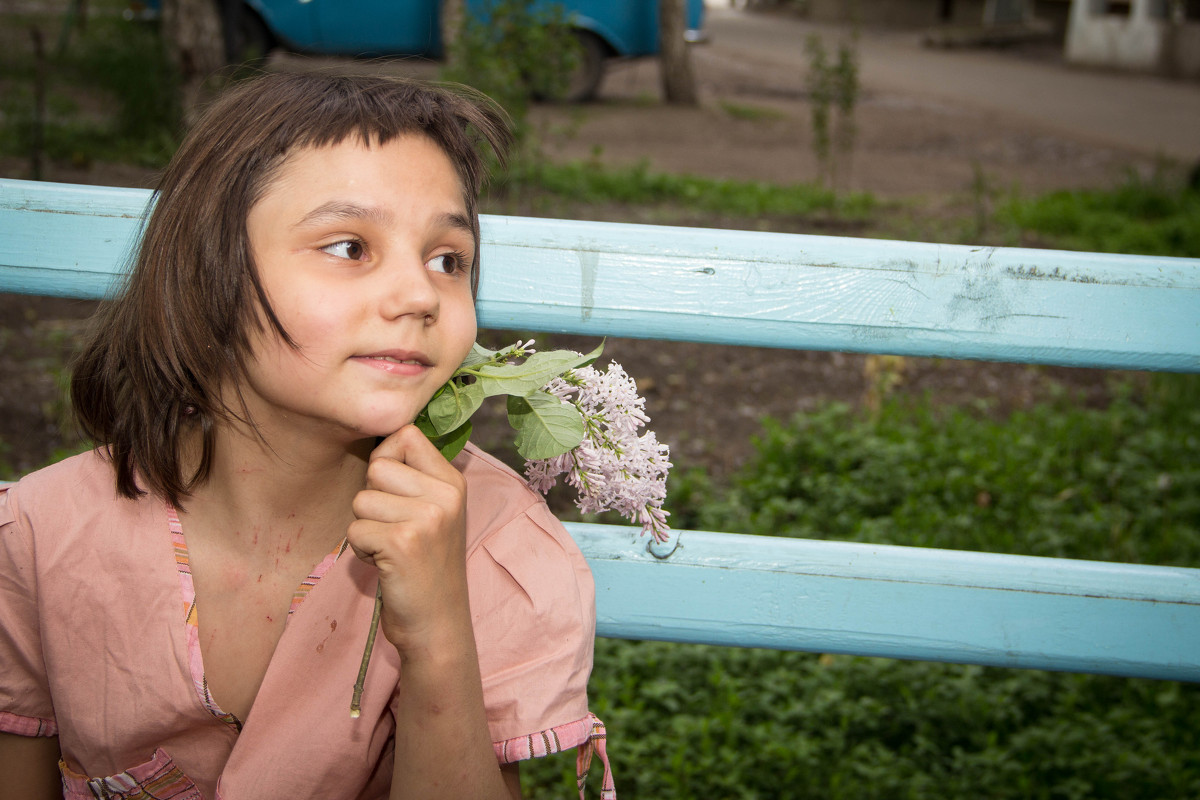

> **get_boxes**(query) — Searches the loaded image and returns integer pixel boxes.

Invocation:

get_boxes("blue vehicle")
[131,0,706,101]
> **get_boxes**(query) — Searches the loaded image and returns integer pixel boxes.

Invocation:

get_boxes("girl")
[0,73,608,799]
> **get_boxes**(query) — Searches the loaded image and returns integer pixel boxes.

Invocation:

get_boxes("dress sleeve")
[457,444,615,796]
[468,498,596,754]
[0,484,58,736]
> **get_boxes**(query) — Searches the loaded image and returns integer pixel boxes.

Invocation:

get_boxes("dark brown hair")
[71,72,512,507]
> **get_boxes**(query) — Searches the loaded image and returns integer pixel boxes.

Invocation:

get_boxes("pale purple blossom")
[525,362,672,542]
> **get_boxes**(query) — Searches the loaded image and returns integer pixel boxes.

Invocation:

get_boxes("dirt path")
[533,5,1189,199]
[702,5,1200,161]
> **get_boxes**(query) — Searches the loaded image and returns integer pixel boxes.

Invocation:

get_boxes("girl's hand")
[348,427,514,798]
[348,425,471,659]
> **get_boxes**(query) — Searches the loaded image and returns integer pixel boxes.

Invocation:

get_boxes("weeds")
[0,7,180,171]
[523,373,1200,798]
[804,29,859,191]
[998,170,1200,257]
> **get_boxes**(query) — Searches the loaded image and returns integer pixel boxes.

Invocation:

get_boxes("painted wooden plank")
[0,181,150,299]
[477,216,1200,372]
[569,524,1200,682]
[3,179,1198,372]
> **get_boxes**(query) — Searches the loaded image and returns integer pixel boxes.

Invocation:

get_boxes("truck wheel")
[562,30,607,103]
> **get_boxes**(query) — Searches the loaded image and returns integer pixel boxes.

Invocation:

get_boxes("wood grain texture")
[570,524,1200,682]
[3,179,1197,370]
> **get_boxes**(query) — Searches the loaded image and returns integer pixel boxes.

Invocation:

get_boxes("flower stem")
[350,581,383,718]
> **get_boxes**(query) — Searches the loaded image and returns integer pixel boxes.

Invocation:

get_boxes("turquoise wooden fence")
[2,177,1199,682]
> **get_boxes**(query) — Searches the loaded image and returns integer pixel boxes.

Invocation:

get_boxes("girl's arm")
[349,426,519,800]
[0,732,62,800]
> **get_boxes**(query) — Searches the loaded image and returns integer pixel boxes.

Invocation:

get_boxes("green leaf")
[413,410,472,460]
[429,420,473,461]
[426,379,485,434]
[458,342,500,370]
[474,342,603,398]
[507,390,585,460]
[413,408,438,439]
[417,340,603,462]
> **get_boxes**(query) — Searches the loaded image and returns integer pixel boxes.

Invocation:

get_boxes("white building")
[1065,0,1200,77]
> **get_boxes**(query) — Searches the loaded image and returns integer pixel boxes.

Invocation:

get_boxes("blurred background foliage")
[529,372,1200,799]
[1,5,180,170]
[2,2,1199,798]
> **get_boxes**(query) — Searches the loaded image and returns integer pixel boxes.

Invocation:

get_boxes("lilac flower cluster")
[525,362,672,542]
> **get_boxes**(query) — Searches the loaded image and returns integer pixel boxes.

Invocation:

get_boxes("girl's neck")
[181,417,373,549]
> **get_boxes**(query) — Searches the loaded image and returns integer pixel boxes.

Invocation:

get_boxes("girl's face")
[239,134,478,445]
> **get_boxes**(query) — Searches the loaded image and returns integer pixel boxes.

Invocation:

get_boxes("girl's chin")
[351,415,422,441]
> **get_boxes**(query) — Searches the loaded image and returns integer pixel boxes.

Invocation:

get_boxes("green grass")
[496,158,877,221]
[522,374,1200,798]
[998,172,1200,257]
[719,100,789,123]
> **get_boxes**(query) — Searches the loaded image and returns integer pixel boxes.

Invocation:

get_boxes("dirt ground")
[535,43,1161,201]
[0,9,1168,479]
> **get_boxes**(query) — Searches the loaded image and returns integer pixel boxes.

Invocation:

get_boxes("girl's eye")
[321,239,366,260]
[426,251,468,275]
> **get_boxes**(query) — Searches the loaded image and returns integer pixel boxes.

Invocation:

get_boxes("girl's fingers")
[349,491,457,547]
[346,423,471,651]
[369,425,464,488]
[346,516,438,567]
[356,461,458,516]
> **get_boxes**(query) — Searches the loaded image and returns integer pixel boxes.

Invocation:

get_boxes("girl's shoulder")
[3,449,152,542]
[453,442,547,521]
[12,447,111,488]
[6,449,115,507]
[455,440,593,593]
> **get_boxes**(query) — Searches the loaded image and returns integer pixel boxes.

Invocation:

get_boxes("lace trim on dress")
[166,503,345,731]
[493,712,615,799]
[59,747,202,800]
[0,710,57,737]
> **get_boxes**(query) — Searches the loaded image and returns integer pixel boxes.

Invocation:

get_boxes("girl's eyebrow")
[292,201,394,229]
[291,202,473,238]
[437,211,475,239]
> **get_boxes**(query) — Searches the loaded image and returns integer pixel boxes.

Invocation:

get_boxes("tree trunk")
[441,0,465,68]
[161,0,227,125]
[659,0,697,106]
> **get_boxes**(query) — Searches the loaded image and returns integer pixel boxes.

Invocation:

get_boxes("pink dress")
[0,445,613,799]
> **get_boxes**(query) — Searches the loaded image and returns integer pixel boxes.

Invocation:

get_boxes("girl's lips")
[352,353,431,377]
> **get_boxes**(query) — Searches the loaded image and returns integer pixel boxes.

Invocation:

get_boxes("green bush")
[673,374,1200,566]
[0,12,180,168]
[441,0,580,126]
[998,173,1200,257]
[522,374,1200,797]
[525,641,1200,799]
[63,15,180,151]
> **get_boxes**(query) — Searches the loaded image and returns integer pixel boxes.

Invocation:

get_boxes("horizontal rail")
[570,524,1200,682]
[2,179,1198,371]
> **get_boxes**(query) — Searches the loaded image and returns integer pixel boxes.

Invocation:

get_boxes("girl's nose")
[379,258,440,323]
